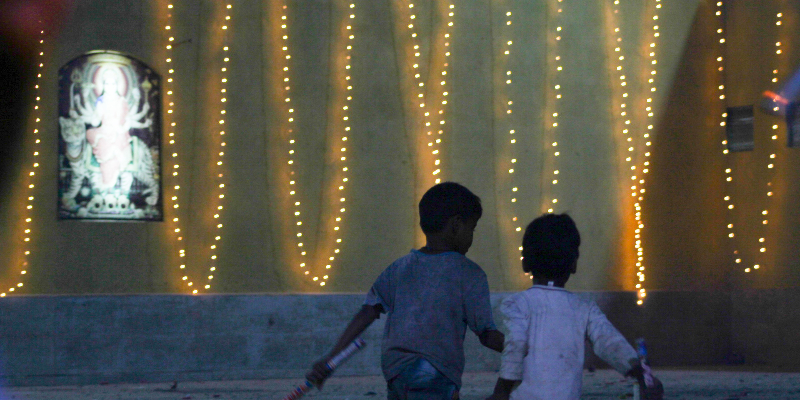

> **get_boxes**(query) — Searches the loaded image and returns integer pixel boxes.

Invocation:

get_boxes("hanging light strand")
[430,2,455,184]
[715,2,742,269]
[608,0,637,297]
[279,2,356,286]
[499,7,525,268]
[278,1,311,280]
[201,3,233,292]
[164,2,196,293]
[406,1,435,185]
[546,0,565,214]
[610,0,633,186]
[3,27,47,297]
[314,1,358,287]
[746,9,784,273]
[632,0,662,305]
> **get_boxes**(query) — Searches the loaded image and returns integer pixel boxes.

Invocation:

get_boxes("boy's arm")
[479,329,504,352]
[306,304,382,388]
[486,377,519,400]
[464,270,503,352]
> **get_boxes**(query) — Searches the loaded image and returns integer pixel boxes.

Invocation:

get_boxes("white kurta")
[499,285,639,400]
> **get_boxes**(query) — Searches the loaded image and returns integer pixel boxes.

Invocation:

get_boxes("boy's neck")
[420,236,457,254]
[419,244,454,254]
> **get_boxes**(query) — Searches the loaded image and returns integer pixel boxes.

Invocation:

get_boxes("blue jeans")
[387,358,459,400]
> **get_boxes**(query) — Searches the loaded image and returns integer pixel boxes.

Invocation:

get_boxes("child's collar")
[528,284,568,291]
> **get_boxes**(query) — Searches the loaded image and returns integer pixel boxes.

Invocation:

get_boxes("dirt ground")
[4,369,800,400]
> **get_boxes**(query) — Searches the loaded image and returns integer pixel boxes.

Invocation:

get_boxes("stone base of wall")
[0,289,796,386]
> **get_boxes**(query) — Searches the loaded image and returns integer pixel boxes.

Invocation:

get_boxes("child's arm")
[486,296,529,400]
[586,303,664,399]
[585,302,639,375]
[305,304,382,388]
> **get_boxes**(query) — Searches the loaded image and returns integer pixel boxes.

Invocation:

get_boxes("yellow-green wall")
[1,0,798,295]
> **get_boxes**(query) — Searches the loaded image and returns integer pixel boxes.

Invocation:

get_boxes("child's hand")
[305,357,333,390]
[626,361,664,400]
[640,375,664,400]
[638,362,664,400]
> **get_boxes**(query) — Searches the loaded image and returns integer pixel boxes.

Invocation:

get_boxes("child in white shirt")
[487,213,663,400]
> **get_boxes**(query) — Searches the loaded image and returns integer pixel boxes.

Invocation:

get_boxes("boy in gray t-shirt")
[307,182,504,399]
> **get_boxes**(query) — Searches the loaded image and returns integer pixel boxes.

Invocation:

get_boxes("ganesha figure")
[58,52,162,220]
[73,67,152,191]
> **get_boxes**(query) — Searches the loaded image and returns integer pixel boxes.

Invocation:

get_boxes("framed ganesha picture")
[57,50,163,221]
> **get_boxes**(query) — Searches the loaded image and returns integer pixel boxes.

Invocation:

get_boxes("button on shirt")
[500,285,639,400]
[364,250,497,387]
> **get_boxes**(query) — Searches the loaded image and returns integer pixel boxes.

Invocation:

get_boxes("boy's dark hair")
[522,213,581,279]
[419,182,482,234]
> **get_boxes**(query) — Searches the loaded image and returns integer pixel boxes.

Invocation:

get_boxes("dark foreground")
[4,369,800,400]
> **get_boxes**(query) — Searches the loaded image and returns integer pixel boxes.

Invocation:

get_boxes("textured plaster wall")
[1,0,799,295]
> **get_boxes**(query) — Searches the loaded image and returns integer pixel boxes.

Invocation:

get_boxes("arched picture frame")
[57,50,162,221]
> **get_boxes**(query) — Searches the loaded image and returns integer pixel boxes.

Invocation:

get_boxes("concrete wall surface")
[730,288,800,368]
[0,289,791,387]
[9,0,800,297]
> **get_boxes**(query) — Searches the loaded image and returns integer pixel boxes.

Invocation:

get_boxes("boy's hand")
[479,329,505,352]
[304,305,380,391]
[486,377,516,400]
[305,357,333,390]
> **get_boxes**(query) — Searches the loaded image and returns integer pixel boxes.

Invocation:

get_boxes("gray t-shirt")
[364,249,497,387]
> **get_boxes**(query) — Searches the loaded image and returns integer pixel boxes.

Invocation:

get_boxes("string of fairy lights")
[433,2,454,183]
[629,0,662,305]
[163,2,193,292]
[545,0,565,214]
[278,1,356,287]
[2,27,46,297]
[716,2,741,269]
[606,0,658,304]
[744,7,784,273]
[722,5,783,274]
[497,7,525,268]
[315,0,358,286]
[607,0,635,297]
[165,2,232,294]
[202,3,234,291]
[279,1,308,283]
[404,1,454,185]
[405,2,431,182]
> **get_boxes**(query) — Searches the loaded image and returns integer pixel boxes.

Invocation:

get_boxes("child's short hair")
[419,182,482,234]
[522,213,581,278]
